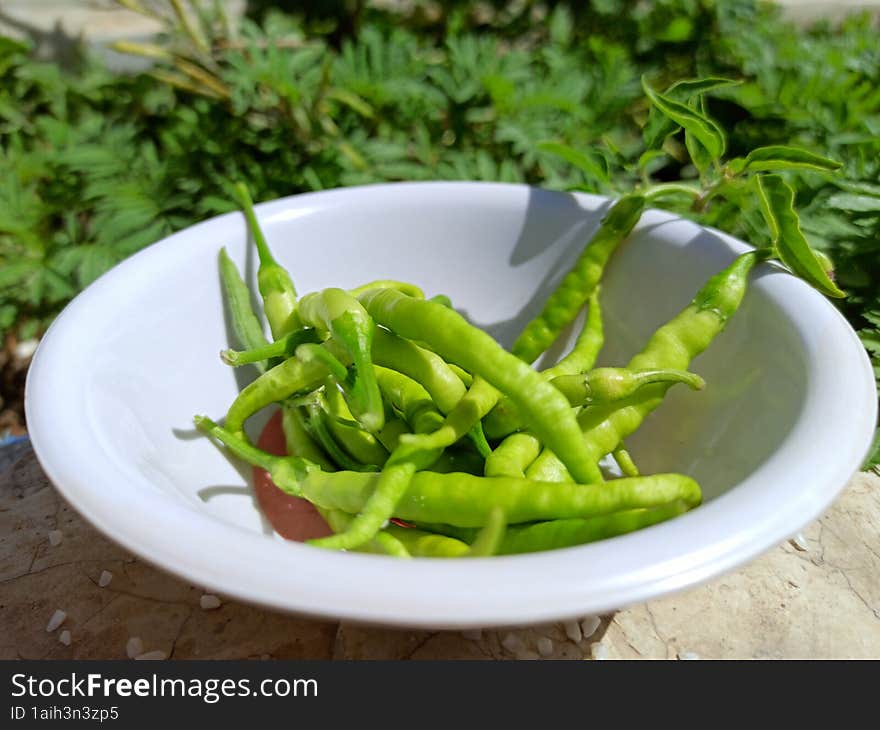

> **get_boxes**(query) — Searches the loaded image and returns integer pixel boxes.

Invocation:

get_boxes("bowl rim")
[25,181,878,628]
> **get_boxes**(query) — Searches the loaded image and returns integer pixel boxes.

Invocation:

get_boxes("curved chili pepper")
[416,501,688,555]
[553,368,706,405]
[399,376,500,460]
[484,432,542,477]
[485,367,704,439]
[356,289,602,485]
[540,288,605,380]
[347,280,425,299]
[221,327,320,366]
[511,194,644,364]
[612,445,640,478]
[297,288,384,434]
[224,354,332,437]
[527,250,761,481]
[321,382,389,467]
[233,182,300,339]
[218,247,270,373]
[371,328,466,414]
[194,417,700,528]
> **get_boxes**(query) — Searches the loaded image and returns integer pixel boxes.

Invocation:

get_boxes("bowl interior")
[26,182,874,626]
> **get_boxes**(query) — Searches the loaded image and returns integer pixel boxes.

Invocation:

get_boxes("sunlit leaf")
[754,174,845,298]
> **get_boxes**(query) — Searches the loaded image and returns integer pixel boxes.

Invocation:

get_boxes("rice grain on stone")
[580,615,601,639]
[46,609,67,632]
[563,620,582,643]
[126,637,144,659]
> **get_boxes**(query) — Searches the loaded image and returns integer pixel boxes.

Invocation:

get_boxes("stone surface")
[776,0,880,23]
[601,473,880,659]
[0,0,246,69]
[0,444,877,659]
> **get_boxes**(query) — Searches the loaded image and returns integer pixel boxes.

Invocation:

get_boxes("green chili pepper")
[580,251,759,460]
[446,363,474,388]
[194,417,700,527]
[221,327,321,366]
[464,507,506,557]
[398,508,506,558]
[540,288,605,380]
[398,376,500,457]
[372,328,466,414]
[467,422,493,459]
[495,502,689,554]
[301,461,695,527]
[484,432,542,477]
[373,365,445,435]
[428,447,486,476]
[282,408,408,558]
[298,288,384,433]
[233,182,300,339]
[303,398,380,473]
[484,367,704,439]
[322,383,390,467]
[281,405,335,471]
[374,415,411,453]
[511,194,645,364]
[525,450,573,482]
[382,524,470,557]
[347,280,425,299]
[309,459,418,550]
[528,251,761,480]
[321,508,410,558]
[357,289,602,485]
[218,248,270,373]
[225,354,332,437]
[484,290,601,439]
[552,368,705,405]
[612,445,639,478]
[314,366,458,550]
[280,384,467,557]
[428,293,453,308]
[418,501,688,555]
[294,342,349,382]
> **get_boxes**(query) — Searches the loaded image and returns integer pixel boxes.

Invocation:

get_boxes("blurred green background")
[1,1,878,461]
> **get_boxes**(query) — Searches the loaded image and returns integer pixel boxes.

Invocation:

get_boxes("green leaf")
[548,5,574,46]
[641,77,725,160]
[656,16,694,42]
[0,36,30,74]
[666,77,741,97]
[684,130,713,177]
[753,174,845,298]
[0,261,41,290]
[0,303,17,333]
[642,77,737,150]
[836,181,880,198]
[325,87,375,119]
[826,193,880,213]
[0,36,30,58]
[535,141,610,185]
[738,146,842,173]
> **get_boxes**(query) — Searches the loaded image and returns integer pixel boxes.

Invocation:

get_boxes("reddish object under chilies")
[252,409,333,541]
[253,409,414,539]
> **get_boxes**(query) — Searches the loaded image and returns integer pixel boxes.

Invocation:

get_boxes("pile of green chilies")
[195,185,761,558]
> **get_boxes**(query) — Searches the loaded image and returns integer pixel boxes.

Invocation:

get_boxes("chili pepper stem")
[194,415,278,472]
[233,182,278,270]
[194,415,313,495]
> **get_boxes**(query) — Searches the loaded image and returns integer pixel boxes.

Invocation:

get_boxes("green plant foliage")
[1,0,878,461]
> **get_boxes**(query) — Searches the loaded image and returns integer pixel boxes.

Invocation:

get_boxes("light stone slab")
[2,444,876,659]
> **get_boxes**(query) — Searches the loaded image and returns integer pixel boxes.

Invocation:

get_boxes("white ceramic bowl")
[25,182,876,628]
